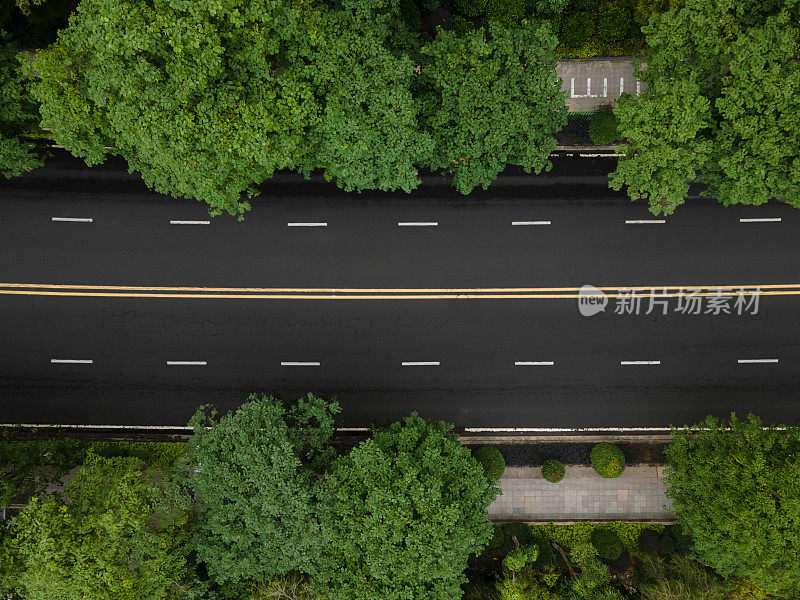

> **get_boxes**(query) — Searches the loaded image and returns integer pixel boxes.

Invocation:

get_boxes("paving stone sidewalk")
[489,466,673,522]
[557,58,648,112]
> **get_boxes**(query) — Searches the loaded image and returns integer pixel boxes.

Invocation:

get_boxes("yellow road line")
[0,283,798,293]
[0,290,795,300]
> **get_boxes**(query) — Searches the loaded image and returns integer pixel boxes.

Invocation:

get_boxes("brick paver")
[557,58,648,112]
[489,466,673,521]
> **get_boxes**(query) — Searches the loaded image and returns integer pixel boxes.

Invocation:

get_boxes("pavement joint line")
[51,217,93,223]
[515,361,555,366]
[625,220,666,224]
[739,218,782,223]
[50,358,93,364]
[401,361,440,366]
[738,358,779,363]
[620,360,661,365]
[169,220,210,225]
[166,360,207,366]
[280,361,320,366]
[398,222,438,227]
[287,222,327,227]
[512,221,551,226]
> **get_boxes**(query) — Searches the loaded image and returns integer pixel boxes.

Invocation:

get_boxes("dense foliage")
[314,414,499,600]
[541,458,565,483]
[589,109,620,145]
[419,20,566,194]
[0,453,195,600]
[590,442,626,478]
[472,445,506,481]
[0,34,43,178]
[665,413,800,596]
[611,0,800,215]
[183,394,339,586]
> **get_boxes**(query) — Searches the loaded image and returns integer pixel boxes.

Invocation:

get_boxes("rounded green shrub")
[590,442,625,478]
[456,0,489,17]
[541,459,565,483]
[472,445,506,481]
[588,110,620,145]
[597,6,631,41]
[590,527,624,560]
[561,11,594,47]
[486,0,526,27]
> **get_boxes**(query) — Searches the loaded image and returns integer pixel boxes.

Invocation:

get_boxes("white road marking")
[50,358,93,364]
[281,361,320,366]
[738,358,779,364]
[603,77,608,97]
[636,80,641,95]
[401,361,440,366]
[288,222,327,227]
[166,361,207,366]
[398,222,438,227]
[625,219,666,224]
[51,217,93,223]
[512,221,551,226]
[620,360,661,365]
[515,361,555,366]
[170,220,210,225]
[739,218,782,223]
[619,77,624,94]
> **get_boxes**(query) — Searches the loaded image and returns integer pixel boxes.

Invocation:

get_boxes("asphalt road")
[1,153,798,428]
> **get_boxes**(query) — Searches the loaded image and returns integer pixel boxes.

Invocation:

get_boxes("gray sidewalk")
[557,58,648,112]
[489,466,673,522]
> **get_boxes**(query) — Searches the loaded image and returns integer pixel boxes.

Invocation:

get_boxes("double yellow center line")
[1,282,799,300]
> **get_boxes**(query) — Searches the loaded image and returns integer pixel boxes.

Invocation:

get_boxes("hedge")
[596,6,631,42]
[590,527,624,560]
[530,522,663,555]
[541,459,565,483]
[590,442,626,478]
[561,11,594,47]
[589,109,620,145]
[472,445,506,481]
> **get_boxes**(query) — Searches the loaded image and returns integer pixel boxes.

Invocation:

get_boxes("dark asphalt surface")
[1,152,798,428]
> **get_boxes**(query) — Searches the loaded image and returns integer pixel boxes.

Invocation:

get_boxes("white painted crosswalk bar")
[50,359,93,364]
[281,362,320,366]
[166,361,207,366]
[288,222,327,227]
[512,221,551,226]
[621,360,661,365]
[170,220,210,225]
[52,217,92,222]
[398,222,438,227]
[626,219,666,224]
[738,358,779,364]
[402,361,440,366]
[515,361,555,366]
[739,218,782,223]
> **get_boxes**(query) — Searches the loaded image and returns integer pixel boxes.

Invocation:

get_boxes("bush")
[535,0,569,16]
[541,459,565,483]
[637,528,662,556]
[569,0,596,11]
[473,445,506,481]
[589,110,620,144]
[590,527,624,560]
[596,6,631,41]
[590,442,625,478]
[455,0,488,17]
[502,522,534,548]
[561,11,594,47]
[485,0,526,26]
[452,14,474,36]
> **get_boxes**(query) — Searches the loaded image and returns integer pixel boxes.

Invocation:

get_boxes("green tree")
[313,413,499,600]
[610,0,800,215]
[635,555,728,600]
[0,453,194,600]
[1,34,44,178]
[183,393,340,587]
[26,0,325,217]
[312,0,432,194]
[419,20,566,194]
[664,413,800,596]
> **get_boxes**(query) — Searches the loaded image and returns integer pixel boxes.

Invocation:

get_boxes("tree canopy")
[664,413,800,596]
[419,20,566,194]
[183,393,340,586]
[313,413,499,600]
[0,453,195,600]
[610,0,800,215]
